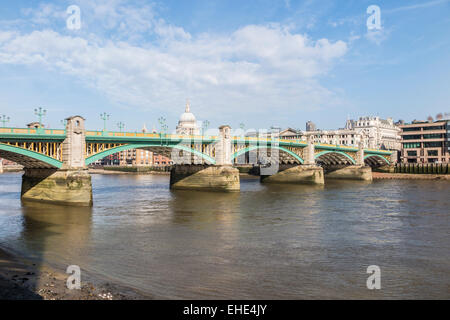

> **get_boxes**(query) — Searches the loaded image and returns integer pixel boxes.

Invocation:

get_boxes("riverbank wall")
[373,172,450,180]
[376,163,449,174]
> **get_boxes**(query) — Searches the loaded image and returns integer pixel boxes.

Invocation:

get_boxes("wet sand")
[0,247,149,300]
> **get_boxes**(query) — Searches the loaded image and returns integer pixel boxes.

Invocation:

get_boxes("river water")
[0,172,449,299]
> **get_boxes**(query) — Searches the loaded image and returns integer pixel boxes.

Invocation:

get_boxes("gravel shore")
[0,247,149,300]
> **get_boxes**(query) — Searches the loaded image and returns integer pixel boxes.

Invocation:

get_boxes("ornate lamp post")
[158,117,166,133]
[117,122,125,132]
[1,115,10,128]
[100,112,110,131]
[202,120,210,136]
[61,119,67,128]
[34,107,47,128]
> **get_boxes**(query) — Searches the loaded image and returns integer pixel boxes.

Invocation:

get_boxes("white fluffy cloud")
[0,1,348,120]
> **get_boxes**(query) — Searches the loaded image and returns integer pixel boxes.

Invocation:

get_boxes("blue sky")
[0,0,449,132]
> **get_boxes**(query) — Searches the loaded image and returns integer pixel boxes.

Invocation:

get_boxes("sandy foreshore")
[0,246,149,300]
[372,172,450,180]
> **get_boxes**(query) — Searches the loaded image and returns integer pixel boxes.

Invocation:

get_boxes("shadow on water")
[16,200,93,296]
[169,189,240,225]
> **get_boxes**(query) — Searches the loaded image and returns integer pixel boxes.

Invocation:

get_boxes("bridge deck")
[0,127,393,156]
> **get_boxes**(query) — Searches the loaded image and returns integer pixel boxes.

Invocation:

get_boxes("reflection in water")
[0,173,449,299]
[20,201,93,265]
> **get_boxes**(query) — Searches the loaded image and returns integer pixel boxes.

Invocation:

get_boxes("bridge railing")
[0,127,66,136]
[85,130,219,141]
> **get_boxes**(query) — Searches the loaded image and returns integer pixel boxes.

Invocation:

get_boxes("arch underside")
[315,151,356,166]
[364,155,389,167]
[85,143,216,165]
[0,145,61,169]
[232,146,304,164]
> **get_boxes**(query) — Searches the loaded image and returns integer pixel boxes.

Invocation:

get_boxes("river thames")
[0,172,449,299]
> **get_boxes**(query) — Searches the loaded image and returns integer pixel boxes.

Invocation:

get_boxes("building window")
[402,127,419,132]
[407,151,417,156]
[403,135,421,140]
[403,143,421,148]
[424,142,442,148]
[427,150,438,156]
[423,126,443,131]
[423,134,442,139]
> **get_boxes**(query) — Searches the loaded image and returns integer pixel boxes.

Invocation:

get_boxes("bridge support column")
[323,138,373,181]
[260,164,324,185]
[261,136,324,185]
[21,168,93,206]
[21,116,93,206]
[170,125,240,192]
[170,164,240,192]
[324,165,372,181]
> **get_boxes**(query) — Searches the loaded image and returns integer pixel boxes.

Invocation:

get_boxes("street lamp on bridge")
[202,120,210,136]
[61,119,67,128]
[100,112,110,131]
[34,107,46,128]
[117,122,125,132]
[1,115,10,128]
[158,117,166,133]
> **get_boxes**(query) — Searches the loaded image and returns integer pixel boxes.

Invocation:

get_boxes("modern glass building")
[399,120,449,163]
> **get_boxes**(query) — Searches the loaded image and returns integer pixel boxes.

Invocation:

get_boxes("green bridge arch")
[314,150,357,165]
[231,145,304,164]
[85,143,216,165]
[364,154,390,164]
[0,143,63,168]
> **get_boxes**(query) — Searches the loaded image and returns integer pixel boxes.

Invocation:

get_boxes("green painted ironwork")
[0,126,393,166]
[1,115,10,128]
[85,143,216,165]
[364,154,390,164]
[34,107,46,128]
[231,145,304,164]
[314,150,357,165]
[100,112,110,132]
[0,143,62,168]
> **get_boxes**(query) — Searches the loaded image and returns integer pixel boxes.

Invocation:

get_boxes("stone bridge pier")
[323,141,372,181]
[260,136,324,185]
[21,116,93,206]
[169,125,240,192]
